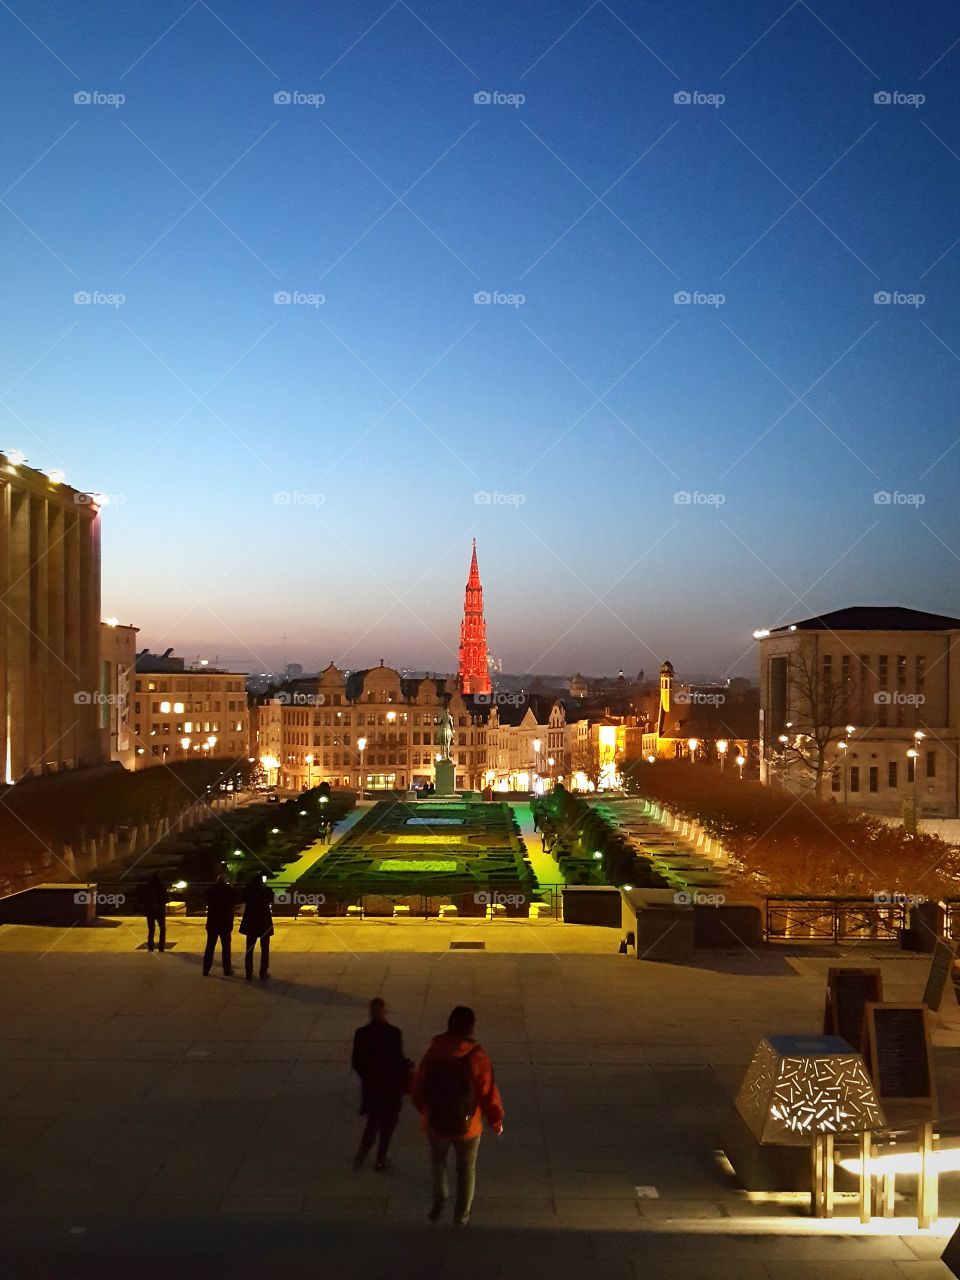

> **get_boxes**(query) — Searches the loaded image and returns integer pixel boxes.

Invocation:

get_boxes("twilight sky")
[2,0,959,679]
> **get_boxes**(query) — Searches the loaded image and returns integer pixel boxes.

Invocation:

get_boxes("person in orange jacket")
[412,1005,504,1226]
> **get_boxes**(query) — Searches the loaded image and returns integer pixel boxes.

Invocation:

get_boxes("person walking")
[202,874,235,976]
[239,872,274,981]
[413,1006,504,1226]
[351,997,411,1171]
[143,871,168,952]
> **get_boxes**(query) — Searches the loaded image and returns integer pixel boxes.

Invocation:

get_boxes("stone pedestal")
[434,757,455,796]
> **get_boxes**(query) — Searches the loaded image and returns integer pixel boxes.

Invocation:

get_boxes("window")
[869,767,878,793]
[907,755,916,783]
[927,750,936,778]
[888,762,898,788]
[831,767,840,792]
[849,766,860,793]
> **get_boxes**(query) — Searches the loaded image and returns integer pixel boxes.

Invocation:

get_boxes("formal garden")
[293,796,538,915]
[618,757,960,902]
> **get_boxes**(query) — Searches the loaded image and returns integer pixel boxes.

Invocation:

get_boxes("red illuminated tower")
[458,539,491,696]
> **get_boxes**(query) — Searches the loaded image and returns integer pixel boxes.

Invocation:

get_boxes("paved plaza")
[1,916,959,1278]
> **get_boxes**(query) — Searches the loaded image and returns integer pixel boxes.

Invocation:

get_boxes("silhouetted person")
[203,874,235,976]
[413,1005,504,1226]
[239,873,274,980]
[143,872,168,952]
[351,997,410,1170]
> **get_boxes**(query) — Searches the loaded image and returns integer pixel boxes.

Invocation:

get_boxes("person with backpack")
[412,1006,504,1226]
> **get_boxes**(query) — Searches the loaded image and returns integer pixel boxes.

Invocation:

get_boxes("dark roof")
[771,606,960,634]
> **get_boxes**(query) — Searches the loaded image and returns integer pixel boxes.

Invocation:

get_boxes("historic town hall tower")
[458,539,491,696]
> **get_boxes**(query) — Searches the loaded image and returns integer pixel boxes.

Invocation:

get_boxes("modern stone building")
[757,606,960,816]
[0,453,104,781]
[98,620,139,770]
[132,650,250,768]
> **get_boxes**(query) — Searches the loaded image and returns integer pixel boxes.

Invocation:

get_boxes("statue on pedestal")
[435,708,454,760]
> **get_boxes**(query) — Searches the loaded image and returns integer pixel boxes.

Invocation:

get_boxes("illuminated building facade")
[0,451,105,781]
[458,539,491,696]
[132,650,250,768]
[99,620,139,770]
[758,606,960,816]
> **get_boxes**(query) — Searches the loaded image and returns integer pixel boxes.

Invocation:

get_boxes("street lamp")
[716,738,728,772]
[735,753,746,780]
[532,737,542,789]
[838,739,849,809]
[687,737,699,762]
[357,737,367,793]
[907,746,920,816]
[646,754,656,765]
[305,752,314,789]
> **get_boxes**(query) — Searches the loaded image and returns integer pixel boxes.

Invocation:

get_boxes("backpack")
[422,1047,478,1135]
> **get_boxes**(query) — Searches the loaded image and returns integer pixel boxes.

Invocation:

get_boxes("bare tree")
[571,740,608,791]
[777,645,855,799]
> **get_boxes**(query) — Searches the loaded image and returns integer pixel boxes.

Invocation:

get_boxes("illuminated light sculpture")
[736,1035,884,1145]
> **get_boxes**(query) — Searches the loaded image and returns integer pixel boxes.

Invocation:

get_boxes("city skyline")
[2,1,959,676]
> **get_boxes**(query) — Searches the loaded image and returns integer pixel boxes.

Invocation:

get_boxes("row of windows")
[137,679,245,693]
[135,721,243,737]
[290,751,475,768]
[832,751,936,793]
[137,700,244,715]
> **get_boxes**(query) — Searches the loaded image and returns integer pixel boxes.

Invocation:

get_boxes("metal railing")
[765,896,907,943]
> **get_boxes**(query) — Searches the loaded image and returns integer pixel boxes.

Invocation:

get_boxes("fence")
[90,881,567,921]
[764,896,908,943]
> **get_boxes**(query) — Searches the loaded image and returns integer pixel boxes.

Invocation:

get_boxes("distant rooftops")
[135,648,243,675]
[770,605,960,634]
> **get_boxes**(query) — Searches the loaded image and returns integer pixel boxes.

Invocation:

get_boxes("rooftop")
[770,605,960,634]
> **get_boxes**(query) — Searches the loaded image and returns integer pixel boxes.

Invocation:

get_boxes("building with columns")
[0,452,105,781]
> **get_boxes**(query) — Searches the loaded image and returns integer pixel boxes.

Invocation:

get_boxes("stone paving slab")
[1,920,959,1278]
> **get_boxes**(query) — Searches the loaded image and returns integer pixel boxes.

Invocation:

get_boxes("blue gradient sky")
[2,0,959,678]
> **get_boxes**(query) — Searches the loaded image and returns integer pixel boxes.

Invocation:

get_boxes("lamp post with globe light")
[716,738,728,773]
[357,737,367,795]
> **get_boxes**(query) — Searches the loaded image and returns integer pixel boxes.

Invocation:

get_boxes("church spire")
[458,539,491,696]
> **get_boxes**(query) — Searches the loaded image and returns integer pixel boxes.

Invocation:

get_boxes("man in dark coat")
[239,873,274,981]
[203,874,235,976]
[351,997,409,1170]
[143,872,168,952]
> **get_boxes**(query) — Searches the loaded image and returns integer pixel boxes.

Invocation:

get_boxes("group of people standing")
[351,1000,504,1225]
[142,871,275,981]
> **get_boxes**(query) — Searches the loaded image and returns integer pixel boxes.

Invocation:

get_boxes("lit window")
[159,701,171,713]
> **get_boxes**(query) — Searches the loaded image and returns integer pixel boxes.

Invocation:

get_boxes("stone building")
[132,650,250,768]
